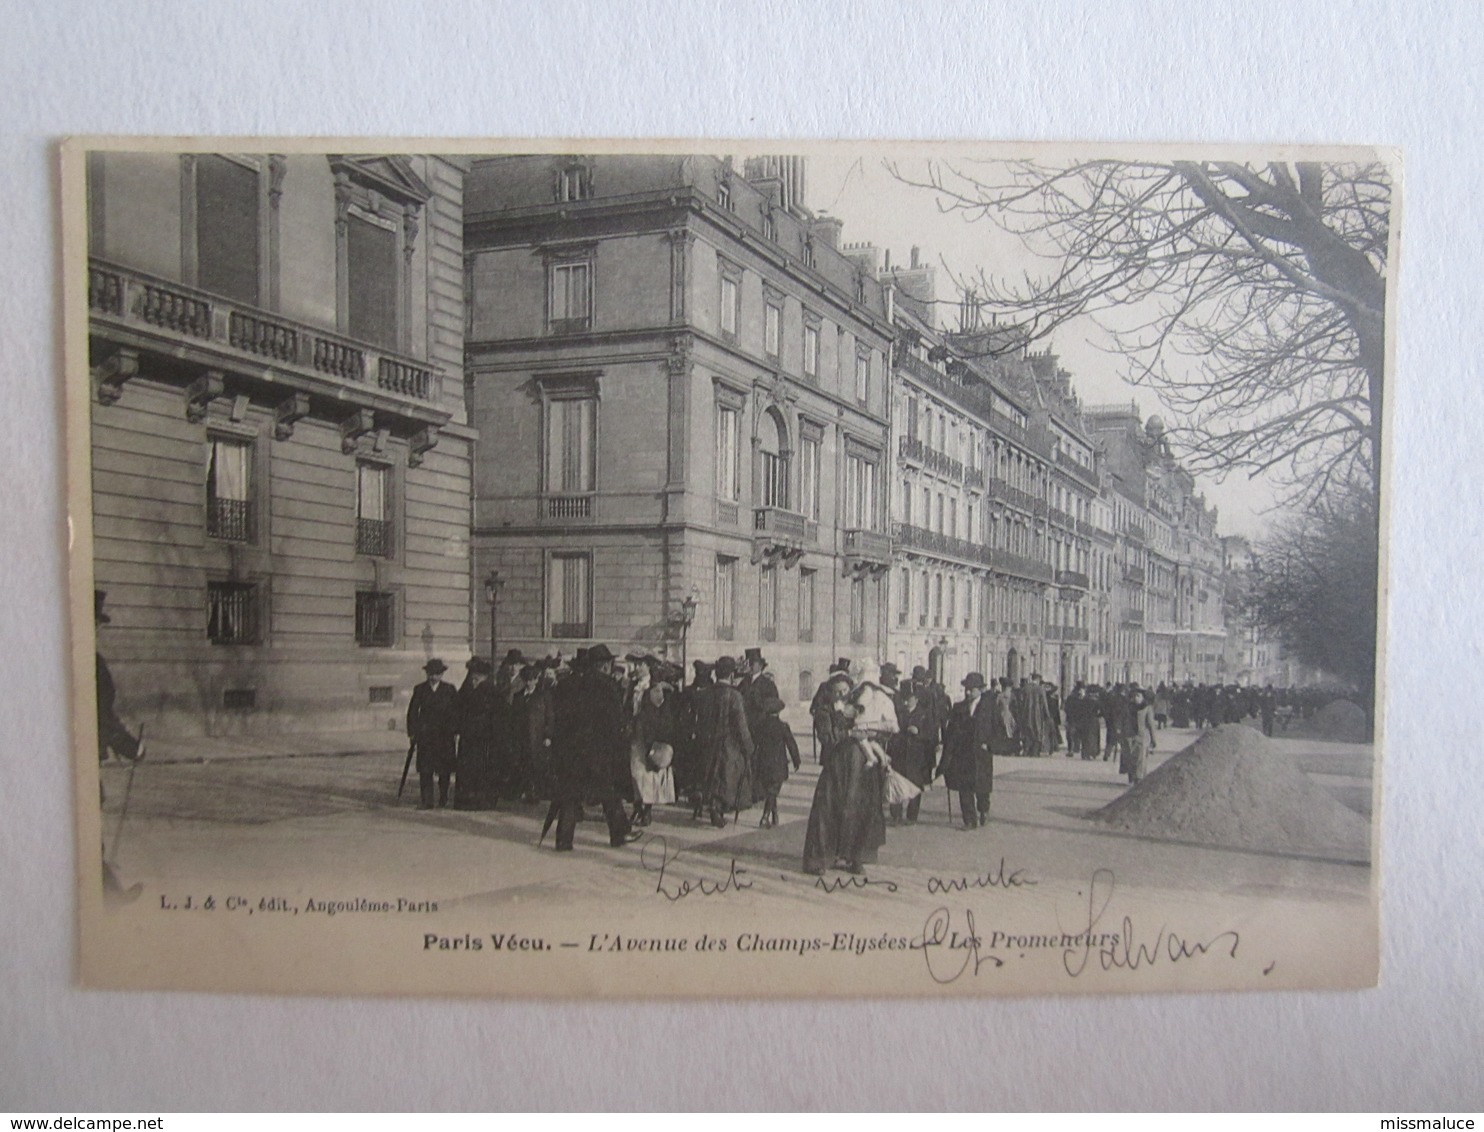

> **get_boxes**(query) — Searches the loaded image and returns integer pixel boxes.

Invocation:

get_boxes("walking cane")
[397,740,417,800]
[108,723,145,866]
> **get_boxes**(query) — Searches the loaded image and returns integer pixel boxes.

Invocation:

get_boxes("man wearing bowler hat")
[547,644,640,850]
[407,659,460,810]
[939,672,998,829]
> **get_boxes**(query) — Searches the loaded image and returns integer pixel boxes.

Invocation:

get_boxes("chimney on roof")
[811,214,843,251]
[910,245,920,269]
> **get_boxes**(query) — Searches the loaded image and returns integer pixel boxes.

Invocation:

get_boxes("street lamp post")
[483,569,504,663]
[677,594,698,675]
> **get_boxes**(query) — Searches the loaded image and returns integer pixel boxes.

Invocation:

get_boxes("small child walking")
[752,696,801,829]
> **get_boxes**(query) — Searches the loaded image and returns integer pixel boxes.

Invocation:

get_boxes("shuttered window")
[196,155,259,305]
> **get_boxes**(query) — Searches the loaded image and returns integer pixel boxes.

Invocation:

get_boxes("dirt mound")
[1311,699,1371,742]
[1091,725,1370,859]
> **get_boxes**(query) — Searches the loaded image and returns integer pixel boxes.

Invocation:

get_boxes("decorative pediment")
[328,155,431,207]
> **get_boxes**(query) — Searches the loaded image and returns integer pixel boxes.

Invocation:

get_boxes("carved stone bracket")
[184,371,225,423]
[666,332,693,376]
[409,426,439,467]
[273,392,310,440]
[339,408,376,454]
[841,558,891,580]
[268,154,287,210]
[752,538,806,569]
[93,347,138,406]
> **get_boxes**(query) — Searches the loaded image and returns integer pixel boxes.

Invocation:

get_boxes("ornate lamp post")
[483,568,504,663]
[677,593,698,675]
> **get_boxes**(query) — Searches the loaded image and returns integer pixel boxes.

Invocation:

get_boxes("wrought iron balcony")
[356,517,394,558]
[1054,447,1100,489]
[1056,569,1091,590]
[88,258,443,414]
[991,548,1055,584]
[843,527,892,563]
[963,466,985,489]
[754,506,807,539]
[1121,609,1146,627]
[893,521,994,566]
[207,497,253,543]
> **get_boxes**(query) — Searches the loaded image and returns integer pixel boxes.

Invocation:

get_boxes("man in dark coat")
[454,657,497,809]
[94,592,143,765]
[513,664,555,801]
[547,644,638,850]
[697,655,755,827]
[740,647,780,771]
[678,660,713,815]
[940,672,997,829]
[407,659,460,810]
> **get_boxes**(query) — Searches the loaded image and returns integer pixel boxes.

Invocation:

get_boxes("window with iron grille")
[547,552,592,639]
[355,590,395,647]
[356,462,393,557]
[207,581,261,645]
[545,394,597,507]
[206,437,253,542]
[222,688,257,710]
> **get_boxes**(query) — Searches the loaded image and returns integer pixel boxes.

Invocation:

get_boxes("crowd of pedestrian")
[403,644,804,853]
[401,640,1332,871]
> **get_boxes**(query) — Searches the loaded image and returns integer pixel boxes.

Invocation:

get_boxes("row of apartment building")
[84,150,1292,739]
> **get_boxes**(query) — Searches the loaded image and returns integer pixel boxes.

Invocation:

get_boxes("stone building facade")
[86,151,474,737]
[463,155,893,708]
[1086,403,1228,685]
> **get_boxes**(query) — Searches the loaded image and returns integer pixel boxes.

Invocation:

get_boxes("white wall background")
[1,0,1477,1111]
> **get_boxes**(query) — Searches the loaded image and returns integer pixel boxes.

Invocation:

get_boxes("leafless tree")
[1243,482,1378,706]
[891,158,1392,505]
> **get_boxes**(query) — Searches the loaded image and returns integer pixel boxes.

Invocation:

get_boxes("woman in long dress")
[1122,688,1157,784]
[628,661,678,827]
[802,659,895,876]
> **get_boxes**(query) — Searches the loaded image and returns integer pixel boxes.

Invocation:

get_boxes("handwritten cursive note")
[639,836,753,902]
[1061,868,1241,978]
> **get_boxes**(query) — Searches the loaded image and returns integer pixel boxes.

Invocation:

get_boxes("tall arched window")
[759,409,791,510]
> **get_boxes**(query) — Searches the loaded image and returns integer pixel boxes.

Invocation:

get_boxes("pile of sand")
[1311,699,1371,742]
[1091,725,1370,859]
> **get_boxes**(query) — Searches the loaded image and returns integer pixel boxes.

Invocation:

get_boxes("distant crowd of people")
[404,645,803,853]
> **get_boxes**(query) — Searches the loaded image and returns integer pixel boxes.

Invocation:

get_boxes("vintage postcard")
[67,139,1393,996]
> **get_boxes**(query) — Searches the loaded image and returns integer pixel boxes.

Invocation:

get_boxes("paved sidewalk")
[145,728,410,765]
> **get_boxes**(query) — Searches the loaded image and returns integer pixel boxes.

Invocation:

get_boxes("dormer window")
[557,161,592,203]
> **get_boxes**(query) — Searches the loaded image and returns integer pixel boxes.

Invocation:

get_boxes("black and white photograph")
[70,140,1391,996]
